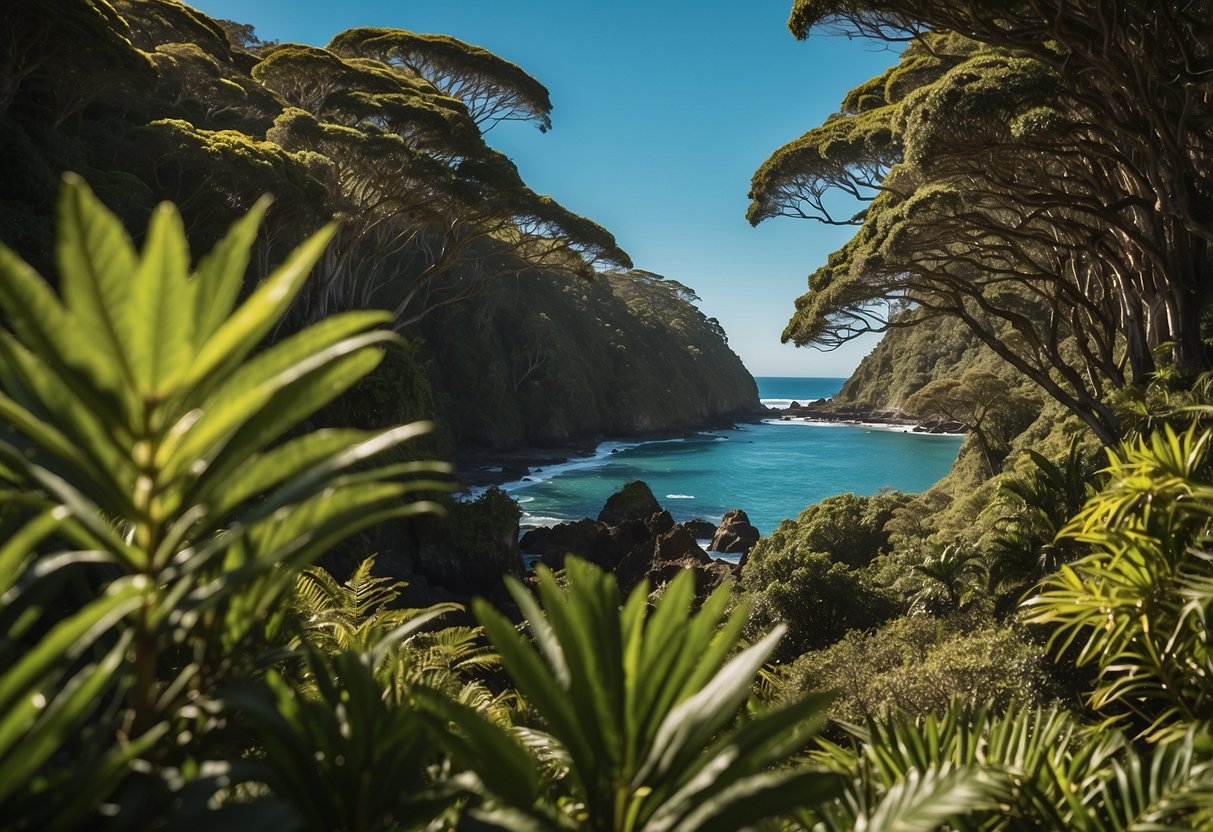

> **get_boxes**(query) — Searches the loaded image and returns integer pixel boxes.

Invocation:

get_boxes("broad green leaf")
[192,196,270,344]
[412,685,539,804]
[660,768,845,832]
[856,764,1004,832]
[474,596,594,783]
[55,173,139,395]
[161,329,393,490]
[0,631,132,797]
[636,625,786,787]
[202,428,377,518]
[0,576,145,719]
[235,421,432,522]
[0,246,130,429]
[0,335,134,499]
[182,223,336,394]
[128,201,193,396]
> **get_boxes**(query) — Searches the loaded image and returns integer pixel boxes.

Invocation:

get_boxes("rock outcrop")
[520,482,739,601]
[598,480,663,525]
[709,509,761,555]
[684,518,718,540]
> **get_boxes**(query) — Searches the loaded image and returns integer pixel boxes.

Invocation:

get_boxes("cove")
[505,378,964,536]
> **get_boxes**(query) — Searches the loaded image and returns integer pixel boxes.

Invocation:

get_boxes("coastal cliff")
[420,268,762,449]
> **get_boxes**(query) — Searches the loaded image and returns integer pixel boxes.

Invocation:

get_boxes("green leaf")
[55,173,139,396]
[128,201,193,396]
[856,764,1005,832]
[636,625,787,787]
[182,222,336,395]
[191,196,270,345]
[412,686,539,805]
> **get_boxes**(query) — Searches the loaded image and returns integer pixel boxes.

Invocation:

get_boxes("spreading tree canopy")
[752,3,1213,443]
[328,27,554,132]
[253,37,627,324]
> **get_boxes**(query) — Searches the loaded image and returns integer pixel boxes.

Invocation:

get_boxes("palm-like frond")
[0,177,450,824]
[804,700,1213,831]
[1026,424,1213,740]
[442,557,844,831]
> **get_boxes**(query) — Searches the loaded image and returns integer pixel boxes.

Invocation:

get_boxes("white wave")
[762,418,964,437]
[761,397,828,409]
[515,496,535,504]
[521,514,569,526]
[665,494,695,500]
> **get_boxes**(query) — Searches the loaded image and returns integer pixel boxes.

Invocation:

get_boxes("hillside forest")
[2,1,1213,830]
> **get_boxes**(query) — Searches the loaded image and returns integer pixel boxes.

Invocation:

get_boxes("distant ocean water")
[494,377,963,540]
[757,376,847,409]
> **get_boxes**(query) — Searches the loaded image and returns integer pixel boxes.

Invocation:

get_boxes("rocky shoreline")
[518,480,762,600]
[769,399,968,435]
[453,412,762,491]
[453,401,966,494]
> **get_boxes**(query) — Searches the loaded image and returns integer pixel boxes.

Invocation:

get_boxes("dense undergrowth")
[2,177,1211,831]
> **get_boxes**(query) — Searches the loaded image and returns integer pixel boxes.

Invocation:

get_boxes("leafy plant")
[444,557,844,830]
[984,437,1097,607]
[0,175,449,825]
[804,701,1213,831]
[908,543,986,615]
[1025,425,1213,740]
[292,556,516,724]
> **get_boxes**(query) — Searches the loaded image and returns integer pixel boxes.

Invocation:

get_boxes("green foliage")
[784,614,1046,723]
[982,437,1099,608]
[459,558,844,830]
[761,3,1213,443]
[1026,425,1213,740]
[739,492,905,659]
[328,27,554,131]
[907,543,986,615]
[420,267,759,446]
[742,553,898,661]
[770,491,908,569]
[221,645,457,832]
[0,177,449,825]
[292,556,460,655]
[803,700,1213,831]
[904,368,1041,474]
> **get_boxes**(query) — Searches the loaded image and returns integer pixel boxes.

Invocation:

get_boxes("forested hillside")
[421,269,758,445]
[3,1,1213,829]
[0,0,758,457]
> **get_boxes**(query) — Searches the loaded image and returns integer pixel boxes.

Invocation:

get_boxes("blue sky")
[188,0,897,376]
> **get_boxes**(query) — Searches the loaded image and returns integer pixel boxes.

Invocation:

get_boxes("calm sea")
[497,377,963,538]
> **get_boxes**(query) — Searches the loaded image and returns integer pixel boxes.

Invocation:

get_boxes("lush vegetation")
[0,0,758,459]
[751,3,1213,445]
[1,178,1210,829]
[4,1,1213,829]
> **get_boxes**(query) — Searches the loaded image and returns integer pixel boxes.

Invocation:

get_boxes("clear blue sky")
[188,0,897,376]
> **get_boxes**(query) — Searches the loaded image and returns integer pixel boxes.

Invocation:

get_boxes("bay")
[503,377,964,537]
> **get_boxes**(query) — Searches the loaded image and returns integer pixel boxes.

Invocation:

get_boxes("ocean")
[496,377,964,538]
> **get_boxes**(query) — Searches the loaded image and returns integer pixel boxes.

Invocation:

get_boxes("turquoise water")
[502,378,963,536]
[757,376,848,408]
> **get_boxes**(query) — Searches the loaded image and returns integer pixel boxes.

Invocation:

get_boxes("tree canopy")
[328,27,553,132]
[753,4,1213,444]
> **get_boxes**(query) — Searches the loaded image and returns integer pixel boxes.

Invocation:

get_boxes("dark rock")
[501,463,529,478]
[608,518,654,553]
[709,509,761,555]
[654,525,710,564]
[648,557,736,598]
[523,519,629,572]
[598,480,662,525]
[644,510,676,537]
[413,487,524,596]
[684,518,717,540]
[615,525,716,593]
